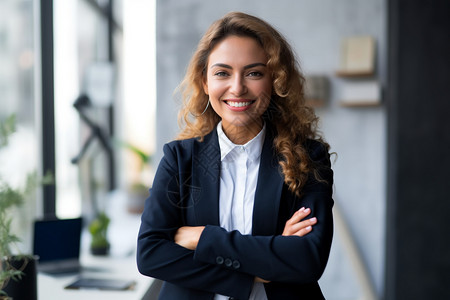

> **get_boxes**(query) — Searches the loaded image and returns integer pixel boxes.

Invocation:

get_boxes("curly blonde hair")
[176,12,329,196]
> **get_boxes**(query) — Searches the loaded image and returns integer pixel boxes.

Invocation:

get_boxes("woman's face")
[203,35,272,139]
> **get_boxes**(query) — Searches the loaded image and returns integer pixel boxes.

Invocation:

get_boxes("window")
[53,0,156,218]
[1,0,156,226]
[54,0,121,218]
[0,0,39,252]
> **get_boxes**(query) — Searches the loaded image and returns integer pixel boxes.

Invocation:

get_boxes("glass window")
[54,0,115,218]
[54,0,156,220]
[0,0,38,253]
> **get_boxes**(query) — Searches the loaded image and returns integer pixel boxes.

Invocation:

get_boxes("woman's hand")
[255,208,316,284]
[255,276,270,283]
[174,226,205,250]
[282,207,317,237]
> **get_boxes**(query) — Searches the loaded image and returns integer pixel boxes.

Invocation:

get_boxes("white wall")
[155,1,387,298]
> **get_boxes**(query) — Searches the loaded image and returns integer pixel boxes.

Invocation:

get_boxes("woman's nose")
[229,75,247,96]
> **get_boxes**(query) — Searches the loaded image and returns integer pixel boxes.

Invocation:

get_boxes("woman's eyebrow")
[210,62,267,69]
[210,63,232,69]
[243,63,267,69]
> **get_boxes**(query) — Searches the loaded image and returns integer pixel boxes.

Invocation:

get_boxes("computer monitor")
[33,217,83,274]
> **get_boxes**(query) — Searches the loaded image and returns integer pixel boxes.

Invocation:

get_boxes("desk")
[38,190,155,299]
[38,253,154,300]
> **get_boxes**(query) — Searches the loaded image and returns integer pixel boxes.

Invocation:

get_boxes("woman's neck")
[221,120,263,145]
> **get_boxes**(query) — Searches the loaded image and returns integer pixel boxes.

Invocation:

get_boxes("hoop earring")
[192,99,210,117]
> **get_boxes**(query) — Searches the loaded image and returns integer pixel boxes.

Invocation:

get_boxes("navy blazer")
[137,126,334,300]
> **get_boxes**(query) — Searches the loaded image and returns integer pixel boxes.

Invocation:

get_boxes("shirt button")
[216,256,224,265]
[232,260,240,269]
[224,258,232,267]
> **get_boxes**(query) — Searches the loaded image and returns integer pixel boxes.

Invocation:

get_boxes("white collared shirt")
[214,121,268,300]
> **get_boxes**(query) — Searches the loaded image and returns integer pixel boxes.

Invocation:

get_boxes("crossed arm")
[174,207,318,283]
[137,141,333,298]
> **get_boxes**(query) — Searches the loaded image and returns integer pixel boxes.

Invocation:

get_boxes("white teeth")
[227,101,252,107]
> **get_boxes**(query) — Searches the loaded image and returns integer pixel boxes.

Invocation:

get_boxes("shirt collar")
[217,121,266,162]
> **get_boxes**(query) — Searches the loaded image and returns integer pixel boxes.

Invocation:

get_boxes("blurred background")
[0,0,448,299]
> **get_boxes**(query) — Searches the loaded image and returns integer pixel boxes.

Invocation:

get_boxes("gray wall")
[155,1,386,299]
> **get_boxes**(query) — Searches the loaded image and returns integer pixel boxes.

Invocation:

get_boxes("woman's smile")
[223,99,256,111]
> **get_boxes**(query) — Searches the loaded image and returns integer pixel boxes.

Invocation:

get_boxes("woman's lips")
[223,100,255,111]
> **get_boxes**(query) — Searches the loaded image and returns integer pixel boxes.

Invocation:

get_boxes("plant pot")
[126,187,149,214]
[1,256,38,300]
[90,245,110,256]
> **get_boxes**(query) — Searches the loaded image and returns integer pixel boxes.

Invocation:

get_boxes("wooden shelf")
[339,100,381,107]
[335,70,374,78]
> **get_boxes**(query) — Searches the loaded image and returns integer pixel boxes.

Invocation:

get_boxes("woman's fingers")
[285,207,310,225]
[289,217,317,236]
[284,217,317,237]
[282,207,317,236]
[255,276,270,283]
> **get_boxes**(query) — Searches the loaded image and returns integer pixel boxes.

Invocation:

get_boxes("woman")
[137,12,334,300]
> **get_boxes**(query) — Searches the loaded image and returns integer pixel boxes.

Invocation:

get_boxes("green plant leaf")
[0,114,54,293]
[115,139,152,164]
[0,114,16,147]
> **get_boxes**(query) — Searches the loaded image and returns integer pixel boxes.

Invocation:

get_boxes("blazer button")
[232,260,240,269]
[216,256,224,265]
[224,258,232,267]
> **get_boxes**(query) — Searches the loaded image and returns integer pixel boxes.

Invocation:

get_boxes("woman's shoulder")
[164,130,216,153]
[165,136,196,149]
[304,139,330,162]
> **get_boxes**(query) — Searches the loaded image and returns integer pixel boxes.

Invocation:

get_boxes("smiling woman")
[137,12,334,300]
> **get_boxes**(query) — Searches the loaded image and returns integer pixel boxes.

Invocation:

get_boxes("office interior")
[0,0,448,299]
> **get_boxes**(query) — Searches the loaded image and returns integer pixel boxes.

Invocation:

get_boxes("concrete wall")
[155,1,386,299]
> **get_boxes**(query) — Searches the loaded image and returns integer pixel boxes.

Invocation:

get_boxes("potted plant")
[0,174,39,300]
[0,115,51,300]
[88,211,110,256]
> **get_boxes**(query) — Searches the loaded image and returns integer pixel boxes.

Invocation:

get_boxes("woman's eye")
[247,71,263,77]
[214,71,228,77]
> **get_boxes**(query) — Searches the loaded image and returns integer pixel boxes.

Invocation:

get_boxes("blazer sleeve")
[137,143,254,299]
[194,141,334,283]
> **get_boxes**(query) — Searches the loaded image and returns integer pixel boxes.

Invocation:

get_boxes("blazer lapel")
[192,130,221,226]
[252,128,284,236]
[190,127,284,233]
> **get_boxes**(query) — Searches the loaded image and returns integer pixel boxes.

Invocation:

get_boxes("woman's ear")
[202,75,209,95]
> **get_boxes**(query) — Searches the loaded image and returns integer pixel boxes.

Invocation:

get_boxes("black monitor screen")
[33,218,82,262]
